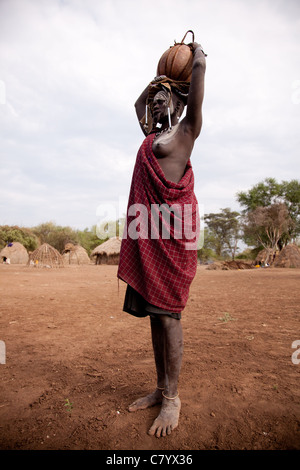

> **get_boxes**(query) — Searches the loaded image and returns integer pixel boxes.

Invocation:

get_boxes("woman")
[117,41,206,438]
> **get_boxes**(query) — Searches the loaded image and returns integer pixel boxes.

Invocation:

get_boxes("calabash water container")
[156,30,195,82]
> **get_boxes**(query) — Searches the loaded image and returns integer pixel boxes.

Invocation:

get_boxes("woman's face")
[152,90,173,125]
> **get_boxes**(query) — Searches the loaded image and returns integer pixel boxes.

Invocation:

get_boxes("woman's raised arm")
[183,43,206,139]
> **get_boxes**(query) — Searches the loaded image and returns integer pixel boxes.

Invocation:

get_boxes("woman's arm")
[135,76,167,135]
[134,84,151,136]
[183,43,206,139]
[134,85,149,123]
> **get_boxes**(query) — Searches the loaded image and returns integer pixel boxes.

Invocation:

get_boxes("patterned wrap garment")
[117,132,199,314]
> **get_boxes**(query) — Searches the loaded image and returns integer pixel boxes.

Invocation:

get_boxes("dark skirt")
[123,284,181,320]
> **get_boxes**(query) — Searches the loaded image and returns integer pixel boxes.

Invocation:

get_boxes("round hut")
[27,243,64,268]
[0,242,29,264]
[62,243,91,265]
[91,237,121,265]
[273,244,300,268]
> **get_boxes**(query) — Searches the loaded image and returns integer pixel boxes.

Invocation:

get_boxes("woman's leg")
[148,315,183,437]
[128,315,165,412]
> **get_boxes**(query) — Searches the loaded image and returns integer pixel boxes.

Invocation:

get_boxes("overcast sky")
[0,0,299,232]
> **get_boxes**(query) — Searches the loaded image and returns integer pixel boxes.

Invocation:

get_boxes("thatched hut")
[62,243,91,265]
[273,244,300,268]
[91,237,121,265]
[27,243,64,268]
[254,247,281,266]
[0,242,29,264]
[255,248,267,265]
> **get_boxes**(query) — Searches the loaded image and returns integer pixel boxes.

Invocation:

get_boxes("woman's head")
[151,88,185,126]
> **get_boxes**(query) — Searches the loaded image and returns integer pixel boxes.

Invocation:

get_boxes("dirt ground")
[0,263,299,451]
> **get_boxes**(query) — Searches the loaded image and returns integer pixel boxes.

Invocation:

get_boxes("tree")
[236,177,300,246]
[197,228,218,263]
[33,222,79,253]
[77,226,102,256]
[243,203,294,263]
[237,177,281,209]
[280,179,300,243]
[204,208,241,259]
[0,225,39,251]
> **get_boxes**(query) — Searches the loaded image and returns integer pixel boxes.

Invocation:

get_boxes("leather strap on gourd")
[175,30,207,56]
[173,30,195,46]
[180,30,195,44]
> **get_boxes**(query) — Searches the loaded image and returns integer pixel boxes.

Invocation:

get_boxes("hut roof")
[91,237,121,257]
[273,244,300,268]
[255,248,269,263]
[64,243,76,252]
[62,243,91,265]
[28,243,64,268]
[0,242,29,264]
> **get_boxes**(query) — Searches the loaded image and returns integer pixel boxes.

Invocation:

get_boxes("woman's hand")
[152,75,167,82]
[188,42,207,56]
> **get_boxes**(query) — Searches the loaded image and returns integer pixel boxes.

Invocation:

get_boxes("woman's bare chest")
[151,126,192,183]
[152,125,181,159]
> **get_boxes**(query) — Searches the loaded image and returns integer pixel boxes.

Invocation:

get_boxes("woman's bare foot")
[128,388,163,412]
[148,396,181,437]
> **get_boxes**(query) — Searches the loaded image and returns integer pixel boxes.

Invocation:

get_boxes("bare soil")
[0,264,299,450]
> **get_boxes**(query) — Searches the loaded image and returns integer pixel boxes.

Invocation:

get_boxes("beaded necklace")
[154,126,172,140]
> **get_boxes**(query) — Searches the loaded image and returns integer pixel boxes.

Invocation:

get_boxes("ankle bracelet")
[162,391,179,400]
[156,386,164,390]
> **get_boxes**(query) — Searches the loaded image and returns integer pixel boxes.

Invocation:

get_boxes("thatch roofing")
[273,244,300,268]
[28,243,64,268]
[91,237,121,257]
[255,248,269,263]
[62,243,91,265]
[0,242,29,264]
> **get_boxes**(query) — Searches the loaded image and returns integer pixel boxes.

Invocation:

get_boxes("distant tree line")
[1,178,299,261]
[0,222,101,256]
[198,177,300,263]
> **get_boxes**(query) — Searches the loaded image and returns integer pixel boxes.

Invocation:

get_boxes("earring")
[167,107,172,130]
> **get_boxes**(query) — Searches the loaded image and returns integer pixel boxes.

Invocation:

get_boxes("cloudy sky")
[0,0,299,232]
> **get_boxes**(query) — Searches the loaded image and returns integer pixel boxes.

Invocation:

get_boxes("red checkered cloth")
[117,132,199,313]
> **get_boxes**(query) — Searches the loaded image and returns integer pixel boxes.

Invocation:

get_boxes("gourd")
[156,30,195,82]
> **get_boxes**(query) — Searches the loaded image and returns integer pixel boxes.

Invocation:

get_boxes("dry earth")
[0,264,299,451]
